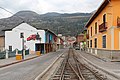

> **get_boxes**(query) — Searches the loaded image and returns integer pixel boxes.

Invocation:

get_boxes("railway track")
[50,48,108,80]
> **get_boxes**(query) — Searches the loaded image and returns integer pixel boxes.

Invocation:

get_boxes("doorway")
[35,43,44,54]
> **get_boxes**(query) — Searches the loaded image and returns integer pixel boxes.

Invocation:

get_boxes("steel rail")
[59,50,69,80]
[60,49,70,80]
[81,63,105,80]
[73,53,86,80]
[75,55,106,80]
[68,60,82,80]
[59,59,66,80]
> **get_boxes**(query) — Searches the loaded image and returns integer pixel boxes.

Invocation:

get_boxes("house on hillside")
[85,0,120,59]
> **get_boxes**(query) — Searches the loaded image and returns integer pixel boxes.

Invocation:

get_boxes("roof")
[82,28,87,33]
[1,22,58,38]
[0,31,5,37]
[44,29,58,37]
[2,21,33,31]
[85,0,110,28]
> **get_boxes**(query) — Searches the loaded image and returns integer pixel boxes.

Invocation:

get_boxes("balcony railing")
[117,17,120,27]
[86,34,89,39]
[99,22,107,32]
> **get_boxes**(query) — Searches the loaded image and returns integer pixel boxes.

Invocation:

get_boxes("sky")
[0,0,104,19]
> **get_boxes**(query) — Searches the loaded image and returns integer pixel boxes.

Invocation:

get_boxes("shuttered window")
[90,40,92,48]
[95,22,97,34]
[91,27,92,36]
[102,35,106,48]
[94,38,97,48]
[88,41,89,48]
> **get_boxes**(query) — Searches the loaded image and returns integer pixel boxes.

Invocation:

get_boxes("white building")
[5,23,45,52]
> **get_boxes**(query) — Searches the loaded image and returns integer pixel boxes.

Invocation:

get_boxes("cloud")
[0,0,104,18]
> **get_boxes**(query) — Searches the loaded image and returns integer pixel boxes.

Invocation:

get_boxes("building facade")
[5,23,45,53]
[76,34,84,43]
[85,0,120,59]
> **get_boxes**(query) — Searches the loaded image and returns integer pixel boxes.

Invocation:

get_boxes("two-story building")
[35,29,58,53]
[4,22,45,54]
[85,0,120,59]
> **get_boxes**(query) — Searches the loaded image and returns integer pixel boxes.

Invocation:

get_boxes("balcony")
[99,22,107,32]
[117,17,120,27]
[86,34,89,39]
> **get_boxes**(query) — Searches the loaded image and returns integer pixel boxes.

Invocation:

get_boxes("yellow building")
[85,0,120,59]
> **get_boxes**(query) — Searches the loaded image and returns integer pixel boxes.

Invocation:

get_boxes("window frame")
[102,35,106,48]
[88,41,89,48]
[90,40,92,48]
[94,38,97,48]
[91,27,92,37]
[95,22,97,34]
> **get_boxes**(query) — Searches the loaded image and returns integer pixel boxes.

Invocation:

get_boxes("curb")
[0,56,39,68]
[35,51,66,80]
[75,50,120,80]
[84,51,110,62]
[111,60,120,62]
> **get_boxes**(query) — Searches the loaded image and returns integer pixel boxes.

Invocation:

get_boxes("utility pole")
[20,32,25,59]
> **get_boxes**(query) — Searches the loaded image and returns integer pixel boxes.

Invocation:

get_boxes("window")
[94,38,97,48]
[95,22,97,34]
[103,14,106,23]
[102,35,106,48]
[20,32,24,38]
[103,14,106,28]
[91,27,92,36]
[88,41,89,48]
[90,40,92,48]
[9,46,12,51]
[88,30,89,34]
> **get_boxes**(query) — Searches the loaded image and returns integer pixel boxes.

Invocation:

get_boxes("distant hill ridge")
[0,11,92,36]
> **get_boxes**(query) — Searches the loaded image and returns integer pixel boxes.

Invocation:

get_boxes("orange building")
[85,0,120,59]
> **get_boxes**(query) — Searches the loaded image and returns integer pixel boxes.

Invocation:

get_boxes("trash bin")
[36,51,41,56]
[16,54,22,60]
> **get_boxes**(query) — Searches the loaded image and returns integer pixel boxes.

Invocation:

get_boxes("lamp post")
[20,32,25,59]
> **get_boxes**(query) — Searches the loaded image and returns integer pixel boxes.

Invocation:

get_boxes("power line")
[0,7,24,21]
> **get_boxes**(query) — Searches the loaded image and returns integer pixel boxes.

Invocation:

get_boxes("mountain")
[0,11,92,36]
[41,12,61,17]
[91,10,96,14]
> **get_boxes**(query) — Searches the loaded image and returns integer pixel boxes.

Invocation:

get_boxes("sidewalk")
[76,50,120,79]
[0,49,65,68]
[0,53,39,68]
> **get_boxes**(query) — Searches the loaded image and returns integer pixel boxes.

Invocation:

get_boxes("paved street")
[0,49,66,80]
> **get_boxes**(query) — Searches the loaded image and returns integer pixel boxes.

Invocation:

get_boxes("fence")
[8,50,16,58]
[0,51,6,59]
[0,49,30,59]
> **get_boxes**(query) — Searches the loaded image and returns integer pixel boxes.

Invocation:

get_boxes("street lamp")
[20,32,25,59]
[36,32,41,42]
